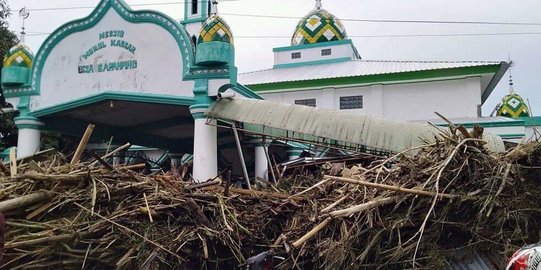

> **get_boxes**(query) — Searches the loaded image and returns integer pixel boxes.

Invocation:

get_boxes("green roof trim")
[246,64,503,104]
[522,116,541,127]
[15,0,195,99]
[435,119,525,129]
[273,40,353,52]
[30,91,195,117]
[273,57,351,69]
[497,133,526,139]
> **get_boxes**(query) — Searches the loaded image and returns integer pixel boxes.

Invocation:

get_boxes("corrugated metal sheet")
[239,60,503,86]
[206,98,505,154]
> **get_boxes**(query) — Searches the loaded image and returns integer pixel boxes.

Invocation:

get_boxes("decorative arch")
[16,0,196,97]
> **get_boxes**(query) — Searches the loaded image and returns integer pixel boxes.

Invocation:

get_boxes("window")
[321,49,332,56]
[340,95,363,109]
[191,0,198,14]
[295,99,316,107]
[291,52,301,59]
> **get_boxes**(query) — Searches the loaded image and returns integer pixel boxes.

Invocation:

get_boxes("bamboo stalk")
[10,147,16,177]
[88,151,115,171]
[328,197,397,218]
[288,178,329,199]
[73,202,186,262]
[292,197,396,249]
[6,232,90,249]
[143,193,153,223]
[292,217,331,248]
[20,172,85,182]
[228,187,305,201]
[26,200,55,220]
[324,175,460,199]
[70,124,95,165]
[320,195,349,213]
[118,163,146,170]
[0,191,54,212]
[90,142,131,167]
[185,179,222,190]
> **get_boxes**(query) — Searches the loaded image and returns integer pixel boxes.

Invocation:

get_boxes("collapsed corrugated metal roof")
[206,98,505,154]
[239,59,504,86]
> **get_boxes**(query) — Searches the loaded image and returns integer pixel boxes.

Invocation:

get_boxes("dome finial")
[315,0,322,9]
[508,59,515,94]
[211,0,218,15]
[18,8,30,43]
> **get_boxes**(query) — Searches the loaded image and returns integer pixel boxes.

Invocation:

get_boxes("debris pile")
[0,133,540,269]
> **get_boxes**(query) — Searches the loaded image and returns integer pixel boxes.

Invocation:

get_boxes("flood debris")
[0,127,540,269]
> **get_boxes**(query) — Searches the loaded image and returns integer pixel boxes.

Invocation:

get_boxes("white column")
[190,105,217,182]
[254,143,268,180]
[14,116,44,159]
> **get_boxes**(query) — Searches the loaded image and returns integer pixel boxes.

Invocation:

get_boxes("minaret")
[181,0,211,43]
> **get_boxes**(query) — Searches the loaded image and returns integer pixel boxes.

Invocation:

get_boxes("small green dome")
[291,8,347,46]
[497,92,530,118]
[198,15,234,45]
[3,44,34,68]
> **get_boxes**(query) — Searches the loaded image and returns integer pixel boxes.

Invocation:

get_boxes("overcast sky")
[7,0,541,116]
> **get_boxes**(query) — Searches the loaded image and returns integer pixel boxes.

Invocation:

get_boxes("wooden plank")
[70,124,96,165]
[9,147,16,177]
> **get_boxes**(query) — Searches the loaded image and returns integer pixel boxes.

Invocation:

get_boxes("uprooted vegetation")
[0,132,540,269]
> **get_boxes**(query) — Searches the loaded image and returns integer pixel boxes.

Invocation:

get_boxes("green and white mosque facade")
[1,0,539,180]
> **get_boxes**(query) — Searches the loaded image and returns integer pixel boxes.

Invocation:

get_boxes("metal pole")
[262,137,277,184]
[232,123,251,189]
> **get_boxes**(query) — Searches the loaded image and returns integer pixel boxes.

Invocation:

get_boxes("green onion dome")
[3,44,33,68]
[496,92,530,118]
[198,14,234,45]
[291,3,347,46]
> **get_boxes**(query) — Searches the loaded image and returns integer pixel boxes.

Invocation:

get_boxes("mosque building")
[1,0,539,181]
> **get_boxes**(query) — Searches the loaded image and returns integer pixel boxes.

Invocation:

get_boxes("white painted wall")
[185,23,202,41]
[525,126,541,141]
[261,77,484,121]
[483,126,525,137]
[274,43,356,66]
[382,77,481,120]
[30,9,194,112]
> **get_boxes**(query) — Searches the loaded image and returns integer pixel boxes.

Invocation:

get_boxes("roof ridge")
[238,59,507,75]
[239,68,275,75]
[355,59,505,64]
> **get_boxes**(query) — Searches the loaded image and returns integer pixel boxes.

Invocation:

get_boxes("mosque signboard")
[77,30,138,74]
[5,0,197,113]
